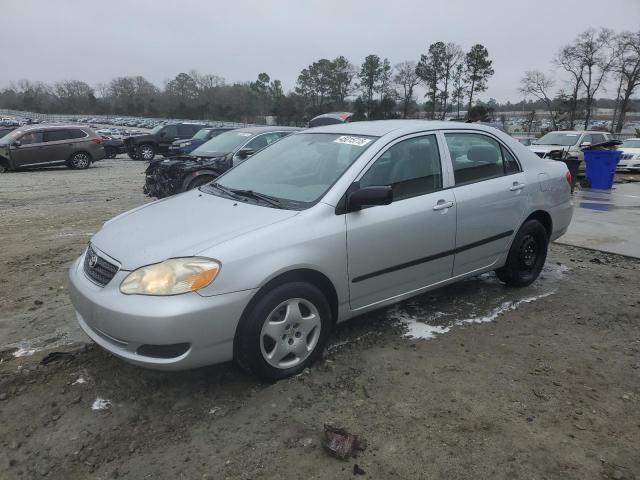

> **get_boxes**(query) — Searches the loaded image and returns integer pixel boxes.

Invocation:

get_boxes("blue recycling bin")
[583,149,622,189]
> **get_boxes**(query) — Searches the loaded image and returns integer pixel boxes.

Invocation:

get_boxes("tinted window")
[19,131,44,145]
[590,133,606,145]
[162,125,178,138]
[68,129,87,139]
[445,133,520,185]
[360,135,442,201]
[43,130,70,142]
[178,124,197,136]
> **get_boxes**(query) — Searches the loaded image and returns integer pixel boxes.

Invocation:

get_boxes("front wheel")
[68,152,91,169]
[495,220,548,287]
[186,175,216,191]
[138,144,155,161]
[235,282,332,381]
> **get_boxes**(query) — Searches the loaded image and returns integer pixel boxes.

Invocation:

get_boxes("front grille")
[83,245,119,287]
[136,343,190,359]
[622,153,634,160]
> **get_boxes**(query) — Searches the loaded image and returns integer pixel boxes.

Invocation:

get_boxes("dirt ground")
[0,158,639,480]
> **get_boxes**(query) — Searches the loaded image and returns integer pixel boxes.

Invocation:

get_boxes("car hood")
[620,147,640,155]
[91,190,299,270]
[529,144,576,153]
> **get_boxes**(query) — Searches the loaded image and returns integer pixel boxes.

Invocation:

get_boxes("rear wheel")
[0,160,8,173]
[138,144,155,161]
[104,147,117,159]
[68,152,91,169]
[235,282,332,381]
[495,220,548,287]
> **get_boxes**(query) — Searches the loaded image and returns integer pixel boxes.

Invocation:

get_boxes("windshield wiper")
[206,183,242,200]
[226,188,284,208]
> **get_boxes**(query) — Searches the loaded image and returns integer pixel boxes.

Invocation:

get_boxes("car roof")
[306,120,506,137]
[16,124,93,131]
[233,126,302,134]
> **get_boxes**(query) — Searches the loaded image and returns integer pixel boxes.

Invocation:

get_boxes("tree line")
[0,42,495,125]
[520,28,640,132]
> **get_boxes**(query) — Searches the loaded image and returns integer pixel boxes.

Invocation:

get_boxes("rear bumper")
[68,253,256,370]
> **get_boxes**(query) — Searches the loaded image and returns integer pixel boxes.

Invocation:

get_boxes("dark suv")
[0,125,105,173]
[123,123,209,161]
[167,127,237,156]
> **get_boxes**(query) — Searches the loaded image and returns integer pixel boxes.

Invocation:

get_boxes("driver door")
[345,133,457,310]
[10,130,46,167]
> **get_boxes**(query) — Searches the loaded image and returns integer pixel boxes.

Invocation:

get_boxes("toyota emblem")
[88,254,98,268]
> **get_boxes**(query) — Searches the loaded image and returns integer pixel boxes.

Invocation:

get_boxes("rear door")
[443,131,528,276]
[41,129,73,163]
[345,133,457,310]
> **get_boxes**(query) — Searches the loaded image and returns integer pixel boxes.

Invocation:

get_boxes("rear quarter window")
[68,129,88,139]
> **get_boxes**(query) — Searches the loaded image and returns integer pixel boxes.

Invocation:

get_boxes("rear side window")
[178,124,195,136]
[43,130,71,142]
[68,129,88,139]
[359,134,442,201]
[444,133,520,185]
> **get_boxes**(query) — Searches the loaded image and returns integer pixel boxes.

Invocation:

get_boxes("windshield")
[192,129,212,140]
[149,124,164,134]
[206,133,377,207]
[0,129,23,143]
[534,132,580,146]
[621,138,640,148]
[191,130,253,156]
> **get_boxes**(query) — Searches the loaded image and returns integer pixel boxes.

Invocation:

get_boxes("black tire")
[68,152,92,170]
[186,175,216,191]
[137,143,155,161]
[495,220,548,287]
[235,282,332,381]
[0,160,8,173]
[105,147,117,159]
[127,151,140,160]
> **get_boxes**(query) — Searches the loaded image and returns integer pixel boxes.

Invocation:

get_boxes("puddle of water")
[391,263,569,340]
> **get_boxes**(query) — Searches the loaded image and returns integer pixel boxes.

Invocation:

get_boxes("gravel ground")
[0,158,639,480]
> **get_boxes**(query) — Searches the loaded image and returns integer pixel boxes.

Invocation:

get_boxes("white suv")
[529,131,613,161]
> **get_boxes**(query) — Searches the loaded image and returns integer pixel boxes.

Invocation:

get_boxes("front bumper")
[68,252,256,370]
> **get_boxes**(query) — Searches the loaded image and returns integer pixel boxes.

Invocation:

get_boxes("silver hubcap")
[140,146,153,159]
[260,298,321,369]
[74,154,89,168]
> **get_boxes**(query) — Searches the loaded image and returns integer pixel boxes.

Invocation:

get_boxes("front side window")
[244,132,285,151]
[359,135,442,201]
[590,133,606,145]
[445,133,519,185]
[210,133,377,207]
[162,125,178,138]
[19,131,44,145]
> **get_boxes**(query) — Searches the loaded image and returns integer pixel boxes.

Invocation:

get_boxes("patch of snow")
[72,377,87,385]
[402,322,451,340]
[13,346,36,357]
[91,397,112,411]
[456,290,557,325]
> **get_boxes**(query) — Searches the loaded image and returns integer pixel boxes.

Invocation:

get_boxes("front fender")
[180,169,221,192]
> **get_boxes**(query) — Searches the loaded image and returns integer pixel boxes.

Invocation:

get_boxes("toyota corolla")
[69,121,573,380]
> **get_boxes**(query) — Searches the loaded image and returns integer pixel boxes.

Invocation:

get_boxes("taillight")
[92,137,103,145]
[565,171,572,186]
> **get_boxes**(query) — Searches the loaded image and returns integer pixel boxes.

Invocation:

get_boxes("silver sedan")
[69,121,573,380]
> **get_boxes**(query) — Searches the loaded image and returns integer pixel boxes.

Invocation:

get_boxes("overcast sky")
[2,0,639,103]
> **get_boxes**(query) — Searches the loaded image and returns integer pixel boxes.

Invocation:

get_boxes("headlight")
[120,257,220,295]
[179,142,190,147]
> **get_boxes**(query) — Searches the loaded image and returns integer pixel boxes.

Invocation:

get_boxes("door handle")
[433,200,454,211]
[509,182,526,191]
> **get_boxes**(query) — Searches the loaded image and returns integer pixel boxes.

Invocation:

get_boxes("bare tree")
[571,28,618,129]
[393,61,420,118]
[555,45,585,129]
[612,31,640,132]
[519,70,558,129]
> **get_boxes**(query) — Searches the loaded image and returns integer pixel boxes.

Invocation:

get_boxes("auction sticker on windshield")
[333,136,372,147]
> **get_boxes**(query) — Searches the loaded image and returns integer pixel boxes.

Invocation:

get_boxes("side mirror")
[347,186,393,212]
[11,140,21,147]
[237,148,255,159]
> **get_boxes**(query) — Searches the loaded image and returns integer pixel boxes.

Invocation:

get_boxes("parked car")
[102,136,126,159]
[309,112,353,127]
[69,120,573,379]
[529,130,613,161]
[167,127,238,156]
[0,125,105,173]
[144,126,301,198]
[617,138,640,172]
[123,123,209,161]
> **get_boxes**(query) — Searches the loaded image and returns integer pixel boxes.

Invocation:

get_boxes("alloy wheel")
[72,153,89,169]
[259,298,321,369]
[139,145,154,160]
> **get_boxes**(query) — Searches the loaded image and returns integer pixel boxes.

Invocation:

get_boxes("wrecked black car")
[143,126,301,198]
